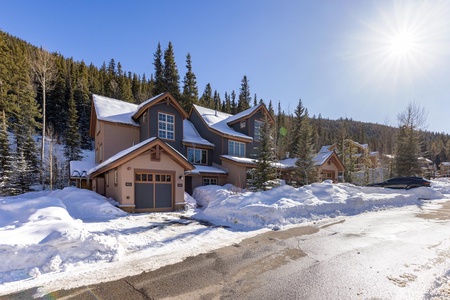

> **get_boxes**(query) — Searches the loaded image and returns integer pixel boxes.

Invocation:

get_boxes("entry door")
[135,172,173,211]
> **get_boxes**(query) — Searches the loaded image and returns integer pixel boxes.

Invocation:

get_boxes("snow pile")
[0,188,126,284]
[193,181,444,229]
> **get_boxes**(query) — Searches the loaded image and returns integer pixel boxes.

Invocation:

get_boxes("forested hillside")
[0,30,449,194]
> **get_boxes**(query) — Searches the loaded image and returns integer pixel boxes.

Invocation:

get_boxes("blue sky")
[2,0,450,134]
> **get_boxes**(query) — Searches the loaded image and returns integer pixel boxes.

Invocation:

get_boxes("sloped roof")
[275,149,340,169]
[88,137,193,177]
[186,165,227,175]
[183,120,214,147]
[92,94,139,126]
[192,105,253,141]
[70,161,97,178]
[132,92,188,120]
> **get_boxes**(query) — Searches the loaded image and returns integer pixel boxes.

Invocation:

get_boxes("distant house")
[440,162,450,177]
[69,93,274,212]
[418,157,436,178]
[275,147,345,185]
[329,140,379,170]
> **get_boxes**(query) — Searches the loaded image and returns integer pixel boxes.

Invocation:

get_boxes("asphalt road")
[3,200,450,300]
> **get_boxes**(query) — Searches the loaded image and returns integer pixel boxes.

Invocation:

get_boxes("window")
[158,112,175,140]
[114,169,118,186]
[143,112,147,123]
[203,177,217,186]
[254,120,263,141]
[187,148,207,164]
[228,140,245,157]
[240,121,246,128]
[105,172,109,187]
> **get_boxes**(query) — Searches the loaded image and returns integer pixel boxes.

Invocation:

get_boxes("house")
[418,157,436,178]
[70,93,274,212]
[440,162,450,177]
[275,147,345,185]
[329,140,379,170]
[188,103,274,189]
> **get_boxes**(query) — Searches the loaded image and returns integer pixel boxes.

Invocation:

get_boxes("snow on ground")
[0,179,449,297]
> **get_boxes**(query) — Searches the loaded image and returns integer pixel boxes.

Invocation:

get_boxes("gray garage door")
[135,173,173,211]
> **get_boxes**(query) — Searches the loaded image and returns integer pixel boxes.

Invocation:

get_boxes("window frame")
[203,177,218,186]
[158,112,175,140]
[187,148,208,165]
[254,119,263,141]
[228,140,246,157]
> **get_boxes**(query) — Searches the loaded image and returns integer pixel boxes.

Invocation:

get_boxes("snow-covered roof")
[133,93,165,115]
[221,155,256,165]
[440,162,450,166]
[183,119,214,147]
[92,94,139,126]
[275,150,335,169]
[88,137,158,175]
[193,105,253,141]
[224,104,263,125]
[70,161,97,178]
[186,165,227,175]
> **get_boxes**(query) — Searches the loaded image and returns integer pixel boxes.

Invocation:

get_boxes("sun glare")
[388,31,417,57]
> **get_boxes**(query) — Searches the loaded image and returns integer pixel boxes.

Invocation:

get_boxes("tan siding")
[221,161,248,188]
[97,121,140,162]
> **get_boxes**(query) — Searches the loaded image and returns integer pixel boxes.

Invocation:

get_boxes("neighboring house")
[275,147,345,185]
[70,93,274,212]
[329,140,379,170]
[418,157,436,178]
[440,162,450,177]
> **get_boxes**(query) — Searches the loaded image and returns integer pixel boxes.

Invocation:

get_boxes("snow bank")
[193,181,445,230]
[0,188,126,284]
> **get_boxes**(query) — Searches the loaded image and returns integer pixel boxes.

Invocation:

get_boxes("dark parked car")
[367,177,431,189]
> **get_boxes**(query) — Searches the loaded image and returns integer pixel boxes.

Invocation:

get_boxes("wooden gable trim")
[322,152,345,171]
[227,105,275,126]
[133,92,188,121]
[190,106,252,143]
[89,138,194,178]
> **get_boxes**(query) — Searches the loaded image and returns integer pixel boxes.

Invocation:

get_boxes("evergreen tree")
[253,93,258,106]
[163,42,181,99]
[0,125,13,195]
[152,42,164,95]
[291,99,305,156]
[181,53,198,111]
[199,83,213,108]
[230,90,237,114]
[253,115,276,190]
[65,92,82,161]
[294,109,317,184]
[237,75,251,112]
[213,90,221,111]
[224,92,231,113]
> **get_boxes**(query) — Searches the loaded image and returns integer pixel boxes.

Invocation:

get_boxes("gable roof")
[225,103,274,125]
[192,105,253,141]
[132,92,189,121]
[88,137,194,178]
[183,119,215,147]
[92,94,139,126]
[275,149,344,170]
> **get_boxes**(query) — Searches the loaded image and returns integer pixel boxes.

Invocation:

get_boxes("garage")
[135,171,174,211]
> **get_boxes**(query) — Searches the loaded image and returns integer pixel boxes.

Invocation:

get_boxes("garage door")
[135,172,173,211]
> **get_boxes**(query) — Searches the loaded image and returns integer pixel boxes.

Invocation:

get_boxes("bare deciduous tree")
[31,47,57,189]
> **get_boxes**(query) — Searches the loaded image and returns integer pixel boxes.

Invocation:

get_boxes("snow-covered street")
[1,179,450,298]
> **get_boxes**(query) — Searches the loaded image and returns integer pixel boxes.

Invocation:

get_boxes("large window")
[254,119,263,141]
[187,148,207,165]
[228,140,245,157]
[158,112,175,140]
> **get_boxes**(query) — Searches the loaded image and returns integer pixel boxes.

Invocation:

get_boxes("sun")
[387,30,417,57]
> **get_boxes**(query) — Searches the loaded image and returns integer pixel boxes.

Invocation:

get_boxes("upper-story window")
[228,140,245,157]
[158,112,175,140]
[143,112,147,123]
[240,121,246,128]
[187,148,207,164]
[254,119,263,141]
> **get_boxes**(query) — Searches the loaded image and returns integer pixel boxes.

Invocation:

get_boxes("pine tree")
[230,90,237,114]
[153,42,164,95]
[291,99,305,157]
[213,90,221,111]
[0,126,13,195]
[65,92,82,161]
[237,75,251,113]
[163,42,181,99]
[224,92,231,113]
[181,53,198,111]
[253,115,276,190]
[199,83,213,108]
[294,109,317,184]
